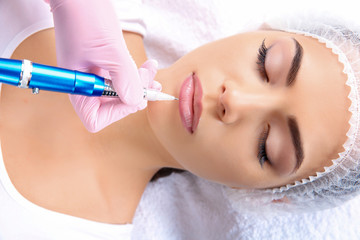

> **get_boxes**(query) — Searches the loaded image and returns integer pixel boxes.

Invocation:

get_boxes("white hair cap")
[224,15,360,214]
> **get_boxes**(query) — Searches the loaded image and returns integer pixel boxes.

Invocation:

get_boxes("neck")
[98,107,180,173]
[89,101,182,222]
[99,68,182,175]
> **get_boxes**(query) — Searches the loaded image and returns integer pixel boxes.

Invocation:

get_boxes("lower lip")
[179,73,203,134]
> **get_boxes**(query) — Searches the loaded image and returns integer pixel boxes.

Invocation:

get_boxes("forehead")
[283,33,351,179]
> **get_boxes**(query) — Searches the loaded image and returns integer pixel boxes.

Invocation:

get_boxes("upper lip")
[179,73,203,134]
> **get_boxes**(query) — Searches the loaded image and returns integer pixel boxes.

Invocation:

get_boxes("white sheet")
[133,172,360,239]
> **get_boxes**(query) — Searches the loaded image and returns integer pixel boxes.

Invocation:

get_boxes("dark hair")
[150,168,185,182]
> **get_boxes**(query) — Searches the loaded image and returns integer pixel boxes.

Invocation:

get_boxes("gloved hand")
[70,60,160,132]
[45,0,160,132]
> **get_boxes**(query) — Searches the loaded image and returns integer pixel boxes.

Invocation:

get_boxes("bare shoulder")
[11,28,57,66]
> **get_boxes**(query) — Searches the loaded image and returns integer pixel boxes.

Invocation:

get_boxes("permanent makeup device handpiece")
[0,58,178,101]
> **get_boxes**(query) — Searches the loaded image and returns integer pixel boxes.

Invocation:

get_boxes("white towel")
[133,172,360,239]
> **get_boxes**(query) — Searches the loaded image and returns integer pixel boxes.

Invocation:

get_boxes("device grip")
[0,58,22,86]
[29,63,105,96]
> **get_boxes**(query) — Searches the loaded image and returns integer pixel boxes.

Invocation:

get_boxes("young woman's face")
[147,30,351,188]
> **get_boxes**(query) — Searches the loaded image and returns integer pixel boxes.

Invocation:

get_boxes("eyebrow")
[286,39,303,86]
[287,116,304,172]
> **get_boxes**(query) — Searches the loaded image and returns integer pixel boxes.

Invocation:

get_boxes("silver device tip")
[144,88,178,101]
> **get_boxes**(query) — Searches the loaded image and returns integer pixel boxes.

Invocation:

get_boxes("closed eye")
[258,124,270,168]
[257,39,269,83]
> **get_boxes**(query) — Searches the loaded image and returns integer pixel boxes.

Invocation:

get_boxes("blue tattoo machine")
[0,58,177,101]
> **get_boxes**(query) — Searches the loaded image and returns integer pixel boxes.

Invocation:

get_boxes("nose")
[217,80,285,124]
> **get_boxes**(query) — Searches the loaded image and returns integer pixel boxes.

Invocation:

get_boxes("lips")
[179,73,203,134]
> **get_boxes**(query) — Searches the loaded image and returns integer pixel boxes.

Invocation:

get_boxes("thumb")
[107,53,144,106]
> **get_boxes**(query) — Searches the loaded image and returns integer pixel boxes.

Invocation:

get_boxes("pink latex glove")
[45,0,159,132]
[70,60,159,132]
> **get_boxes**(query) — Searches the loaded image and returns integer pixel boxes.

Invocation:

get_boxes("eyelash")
[256,40,270,168]
[256,39,269,82]
[258,125,270,168]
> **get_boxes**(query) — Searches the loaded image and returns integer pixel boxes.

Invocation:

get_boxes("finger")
[91,42,144,106]
[110,55,144,105]
[96,99,147,126]
[69,95,102,133]
[140,59,158,76]
[138,59,159,89]
[150,80,162,91]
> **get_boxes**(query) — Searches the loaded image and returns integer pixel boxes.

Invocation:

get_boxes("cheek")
[178,122,261,186]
